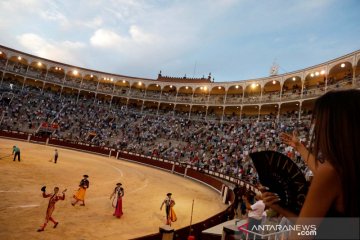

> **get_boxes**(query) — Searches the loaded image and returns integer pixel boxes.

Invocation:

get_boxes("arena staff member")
[12,145,20,162]
[263,89,360,239]
[54,149,58,164]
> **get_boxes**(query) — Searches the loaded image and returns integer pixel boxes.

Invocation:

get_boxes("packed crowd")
[0,81,313,184]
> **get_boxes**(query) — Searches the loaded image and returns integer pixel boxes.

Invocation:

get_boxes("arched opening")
[62,87,79,98]
[259,104,278,121]
[97,77,115,94]
[282,76,302,100]
[80,73,96,90]
[161,85,177,102]
[146,84,161,100]
[327,62,353,90]
[226,85,243,104]
[242,105,259,121]
[303,70,326,98]
[130,81,146,98]
[128,99,143,113]
[47,66,65,84]
[143,101,159,115]
[207,106,223,121]
[223,106,240,122]
[111,96,128,109]
[209,86,225,104]
[263,80,281,102]
[301,100,315,121]
[6,55,28,74]
[158,102,174,115]
[114,80,130,96]
[95,93,112,107]
[193,86,209,104]
[24,78,44,92]
[279,102,300,122]
[2,73,25,91]
[356,59,360,86]
[44,82,62,94]
[65,70,83,88]
[0,51,8,67]
[28,60,47,80]
[243,83,261,104]
[174,104,191,119]
[191,105,207,121]
[177,86,193,104]
[78,90,96,103]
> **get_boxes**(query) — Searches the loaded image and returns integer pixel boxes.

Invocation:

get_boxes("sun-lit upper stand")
[1,45,360,126]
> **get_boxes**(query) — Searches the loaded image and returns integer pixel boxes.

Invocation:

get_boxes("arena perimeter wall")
[0,130,258,240]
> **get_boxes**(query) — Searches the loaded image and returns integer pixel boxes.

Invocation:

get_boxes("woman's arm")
[280,131,317,174]
[298,164,339,218]
[289,165,340,239]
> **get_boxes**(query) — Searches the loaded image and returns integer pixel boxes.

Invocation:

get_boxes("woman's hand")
[62,188,67,194]
[280,131,301,149]
[262,191,281,208]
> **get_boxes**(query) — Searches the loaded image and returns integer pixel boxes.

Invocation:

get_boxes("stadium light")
[341,63,346,68]
[235,85,239,89]
[292,77,296,81]
[310,73,314,77]
[218,86,221,89]
[37,62,42,66]
[185,86,188,89]
[138,82,142,86]
[0,51,2,54]
[18,56,22,60]
[73,70,78,75]
[320,70,326,75]
[272,80,276,84]
[122,80,126,83]
[315,72,319,76]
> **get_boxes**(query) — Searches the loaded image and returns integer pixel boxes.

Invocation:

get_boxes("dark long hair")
[311,89,360,217]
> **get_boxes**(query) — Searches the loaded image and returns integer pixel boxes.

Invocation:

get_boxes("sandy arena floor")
[0,138,226,240]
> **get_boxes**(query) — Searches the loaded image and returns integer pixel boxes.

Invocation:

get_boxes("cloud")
[90,28,125,48]
[90,26,162,51]
[16,33,86,66]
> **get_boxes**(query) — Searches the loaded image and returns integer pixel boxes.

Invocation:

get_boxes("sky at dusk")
[1,0,359,82]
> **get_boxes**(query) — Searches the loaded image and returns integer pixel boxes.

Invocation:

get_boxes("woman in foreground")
[263,89,360,239]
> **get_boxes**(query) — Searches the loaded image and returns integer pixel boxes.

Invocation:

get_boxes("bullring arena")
[0,138,226,240]
[0,44,360,240]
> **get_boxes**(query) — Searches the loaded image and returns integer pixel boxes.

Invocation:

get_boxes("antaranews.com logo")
[252,224,317,236]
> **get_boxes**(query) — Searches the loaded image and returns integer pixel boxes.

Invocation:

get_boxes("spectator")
[264,89,360,238]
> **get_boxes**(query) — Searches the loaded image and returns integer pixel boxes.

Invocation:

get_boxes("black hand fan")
[249,151,309,214]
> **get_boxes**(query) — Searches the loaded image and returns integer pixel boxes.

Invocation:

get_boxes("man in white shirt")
[244,193,265,239]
